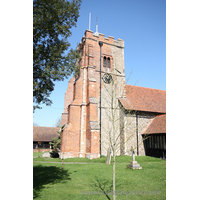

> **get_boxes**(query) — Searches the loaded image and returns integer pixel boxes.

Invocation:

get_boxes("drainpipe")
[136,113,139,156]
[99,41,103,155]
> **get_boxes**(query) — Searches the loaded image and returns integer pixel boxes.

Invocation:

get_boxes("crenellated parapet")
[78,30,124,49]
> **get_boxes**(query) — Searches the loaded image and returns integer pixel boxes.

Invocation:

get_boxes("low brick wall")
[33,149,51,152]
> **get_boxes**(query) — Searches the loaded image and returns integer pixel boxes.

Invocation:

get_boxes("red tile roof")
[142,114,166,134]
[33,126,60,142]
[119,85,166,113]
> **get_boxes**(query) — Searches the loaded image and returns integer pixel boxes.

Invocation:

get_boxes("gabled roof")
[33,126,60,142]
[142,114,166,134]
[119,85,166,113]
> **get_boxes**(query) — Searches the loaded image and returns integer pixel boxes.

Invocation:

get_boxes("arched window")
[107,57,110,68]
[103,56,111,69]
[103,56,106,68]
[73,82,76,100]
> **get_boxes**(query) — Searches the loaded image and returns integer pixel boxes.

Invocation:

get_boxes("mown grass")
[33,153,162,163]
[33,152,44,157]
[33,156,166,200]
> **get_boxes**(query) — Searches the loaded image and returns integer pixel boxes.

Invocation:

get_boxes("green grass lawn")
[33,152,44,157]
[33,156,166,200]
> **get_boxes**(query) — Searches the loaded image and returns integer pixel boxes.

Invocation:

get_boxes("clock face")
[102,73,112,84]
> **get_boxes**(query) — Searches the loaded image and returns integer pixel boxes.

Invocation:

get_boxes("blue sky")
[33,0,166,127]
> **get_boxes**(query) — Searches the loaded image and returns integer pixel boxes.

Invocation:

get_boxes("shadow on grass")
[89,176,121,200]
[33,165,71,199]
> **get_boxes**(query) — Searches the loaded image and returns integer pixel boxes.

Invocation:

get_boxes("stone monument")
[42,152,51,157]
[127,146,142,169]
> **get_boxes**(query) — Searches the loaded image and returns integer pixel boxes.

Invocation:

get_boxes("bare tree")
[100,69,148,200]
[54,117,61,127]
[33,122,39,126]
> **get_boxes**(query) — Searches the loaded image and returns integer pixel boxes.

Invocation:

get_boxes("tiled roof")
[119,85,166,113]
[33,126,60,142]
[142,114,166,134]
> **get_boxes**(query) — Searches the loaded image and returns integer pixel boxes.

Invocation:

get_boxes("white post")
[89,13,91,30]
[96,17,98,33]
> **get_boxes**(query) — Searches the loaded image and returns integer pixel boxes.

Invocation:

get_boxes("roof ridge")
[125,84,166,92]
[33,126,60,128]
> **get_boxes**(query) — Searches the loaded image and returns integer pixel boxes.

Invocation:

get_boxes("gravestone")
[127,146,142,169]
[42,152,50,157]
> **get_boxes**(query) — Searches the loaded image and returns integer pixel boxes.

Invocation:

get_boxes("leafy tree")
[50,131,61,153]
[50,124,65,153]
[33,0,82,111]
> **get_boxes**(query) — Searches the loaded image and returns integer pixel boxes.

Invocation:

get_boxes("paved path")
[33,161,104,164]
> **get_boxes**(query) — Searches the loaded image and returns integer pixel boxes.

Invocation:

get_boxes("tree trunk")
[113,148,116,200]
[111,84,116,200]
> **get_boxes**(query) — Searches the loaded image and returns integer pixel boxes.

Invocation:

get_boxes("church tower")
[60,30,125,159]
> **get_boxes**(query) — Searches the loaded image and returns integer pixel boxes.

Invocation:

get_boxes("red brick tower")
[60,30,125,159]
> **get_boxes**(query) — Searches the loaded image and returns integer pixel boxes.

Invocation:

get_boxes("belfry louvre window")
[107,57,110,68]
[103,56,111,68]
[103,57,106,68]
